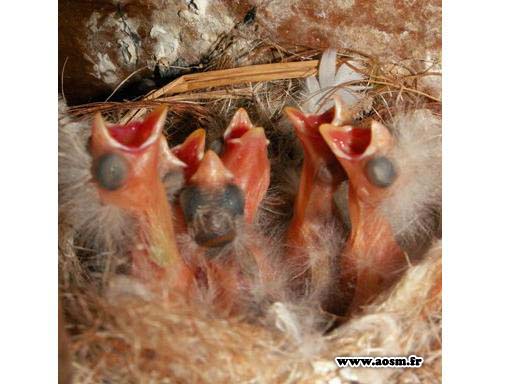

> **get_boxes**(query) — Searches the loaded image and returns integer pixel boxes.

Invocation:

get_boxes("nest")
[59,38,441,383]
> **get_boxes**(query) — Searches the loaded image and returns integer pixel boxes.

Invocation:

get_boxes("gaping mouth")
[108,121,155,148]
[223,108,254,141]
[319,117,398,161]
[323,125,372,157]
[91,106,186,190]
[222,108,269,151]
[284,107,335,138]
[93,106,167,152]
[319,120,398,189]
[220,108,270,224]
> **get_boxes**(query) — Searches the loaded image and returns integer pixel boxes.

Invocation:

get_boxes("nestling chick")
[59,103,193,290]
[284,49,368,311]
[171,127,207,236]
[320,99,441,313]
[175,110,279,315]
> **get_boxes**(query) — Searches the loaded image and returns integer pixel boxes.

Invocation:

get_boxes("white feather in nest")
[302,48,369,115]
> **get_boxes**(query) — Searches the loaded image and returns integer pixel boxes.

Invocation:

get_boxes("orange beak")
[319,119,396,208]
[90,106,187,281]
[220,108,270,224]
[171,128,206,181]
[283,104,348,299]
[284,105,347,226]
[179,150,244,248]
[319,116,407,313]
[178,146,274,315]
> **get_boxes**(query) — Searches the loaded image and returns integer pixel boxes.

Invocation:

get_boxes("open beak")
[319,113,407,313]
[283,103,348,298]
[284,106,337,163]
[319,119,396,204]
[220,108,270,224]
[90,106,186,280]
[171,128,206,181]
[284,101,350,234]
[284,106,346,219]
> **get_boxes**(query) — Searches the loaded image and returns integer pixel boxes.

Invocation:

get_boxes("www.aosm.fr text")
[335,355,423,368]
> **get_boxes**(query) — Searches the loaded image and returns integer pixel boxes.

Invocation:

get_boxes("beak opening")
[238,126,269,145]
[159,137,186,174]
[95,106,168,151]
[223,108,255,141]
[284,106,335,137]
[319,123,372,159]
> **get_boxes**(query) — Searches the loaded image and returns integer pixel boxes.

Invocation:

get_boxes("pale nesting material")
[302,48,368,114]
[266,301,332,358]
[379,109,442,245]
[298,219,346,307]
[65,240,441,383]
[106,275,155,303]
[315,241,441,383]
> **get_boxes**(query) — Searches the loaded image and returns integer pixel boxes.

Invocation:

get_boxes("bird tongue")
[108,111,163,148]
[324,126,371,157]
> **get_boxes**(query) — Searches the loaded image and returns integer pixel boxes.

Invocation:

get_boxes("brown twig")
[120,60,319,123]
[69,52,440,122]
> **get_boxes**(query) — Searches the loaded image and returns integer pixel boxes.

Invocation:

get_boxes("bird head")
[220,108,270,223]
[319,98,397,207]
[90,106,185,269]
[284,106,336,164]
[90,106,185,210]
[179,150,245,248]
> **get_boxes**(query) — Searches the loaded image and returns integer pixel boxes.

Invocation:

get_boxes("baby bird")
[179,150,244,249]
[320,99,441,313]
[284,49,368,310]
[59,103,193,290]
[171,127,207,236]
[175,110,277,315]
